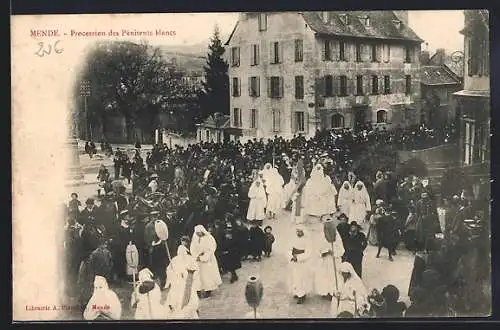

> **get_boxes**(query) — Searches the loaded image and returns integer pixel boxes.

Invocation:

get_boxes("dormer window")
[322,12,329,23]
[360,15,370,27]
[340,14,350,25]
[392,19,401,29]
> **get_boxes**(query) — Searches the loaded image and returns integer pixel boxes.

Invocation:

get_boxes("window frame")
[295,111,305,132]
[339,41,346,61]
[376,110,388,123]
[356,43,362,62]
[231,47,240,67]
[272,109,281,132]
[295,76,304,100]
[356,75,364,96]
[258,13,267,31]
[371,44,378,62]
[232,77,240,97]
[251,44,260,66]
[331,113,345,128]
[405,75,412,95]
[250,108,257,129]
[295,39,304,62]
[325,75,333,97]
[250,76,260,97]
[233,108,242,127]
[383,75,391,95]
[339,75,348,96]
[371,75,379,95]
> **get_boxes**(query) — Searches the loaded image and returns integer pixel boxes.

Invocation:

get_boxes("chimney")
[393,10,409,26]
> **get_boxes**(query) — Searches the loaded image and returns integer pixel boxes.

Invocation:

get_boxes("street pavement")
[64,153,415,319]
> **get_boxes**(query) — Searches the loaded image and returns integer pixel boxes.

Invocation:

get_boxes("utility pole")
[80,80,92,141]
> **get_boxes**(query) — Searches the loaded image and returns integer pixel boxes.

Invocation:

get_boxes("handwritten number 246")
[35,40,63,57]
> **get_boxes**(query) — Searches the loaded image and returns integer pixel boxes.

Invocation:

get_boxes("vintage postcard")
[11,10,491,321]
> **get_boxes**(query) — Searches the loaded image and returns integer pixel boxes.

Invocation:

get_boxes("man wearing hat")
[341,221,367,278]
[148,174,159,194]
[219,223,241,283]
[415,192,441,251]
[112,209,135,281]
[78,198,98,226]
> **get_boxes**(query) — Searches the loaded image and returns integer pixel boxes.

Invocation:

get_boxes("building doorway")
[354,106,368,130]
[331,113,345,128]
[376,110,388,123]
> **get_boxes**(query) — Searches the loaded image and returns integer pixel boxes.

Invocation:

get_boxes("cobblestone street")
[64,152,415,320]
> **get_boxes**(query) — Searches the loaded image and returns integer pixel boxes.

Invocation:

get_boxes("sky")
[143,10,464,54]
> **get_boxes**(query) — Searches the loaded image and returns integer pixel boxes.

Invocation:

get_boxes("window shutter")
[322,40,327,61]
[363,44,370,62]
[304,112,309,134]
[484,39,490,76]
[256,45,260,65]
[344,42,351,61]
[256,109,259,128]
[279,76,284,98]
[238,78,241,96]
[363,75,369,95]
[270,42,275,63]
[239,109,242,127]
[277,110,281,131]
[279,42,284,63]
[316,77,326,97]
[250,46,255,65]
[467,39,473,76]
[291,111,296,133]
[267,77,271,97]
[348,76,355,96]
[332,75,338,96]
[377,44,382,62]
[257,77,260,97]
[332,40,339,61]
[248,77,252,96]
[378,76,384,94]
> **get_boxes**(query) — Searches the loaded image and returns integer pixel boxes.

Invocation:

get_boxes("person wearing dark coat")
[219,227,242,283]
[113,148,123,180]
[375,209,400,261]
[248,222,265,261]
[263,226,275,257]
[150,236,168,289]
[342,221,367,278]
[78,198,98,226]
[233,218,250,260]
[415,192,441,251]
[380,285,407,317]
[110,210,134,281]
[336,213,350,245]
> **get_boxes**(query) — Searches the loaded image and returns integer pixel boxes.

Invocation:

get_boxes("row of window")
[230,40,414,67]
[232,75,413,98]
[232,108,308,132]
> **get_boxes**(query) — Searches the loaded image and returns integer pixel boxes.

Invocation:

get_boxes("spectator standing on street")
[113,148,123,180]
[342,221,367,278]
[248,222,265,261]
[263,225,275,257]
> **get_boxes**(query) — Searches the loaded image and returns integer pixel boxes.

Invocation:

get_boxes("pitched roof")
[421,65,462,86]
[302,11,423,42]
[198,113,230,128]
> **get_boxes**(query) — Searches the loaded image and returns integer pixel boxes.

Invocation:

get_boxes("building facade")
[453,10,490,167]
[225,11,423,141]
[420,63,462,126]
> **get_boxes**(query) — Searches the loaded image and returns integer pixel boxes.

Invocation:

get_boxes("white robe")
[164,256,200,319]
[190,231,222,291]
[288,235,313,297]
[246,181,267,221]
[131,283,164,319]
[313,232,345,296]
[83,278,122,320]
[337,182,354,219]
[350,182,372,223]
[304,175,337,216]
[266,169,284,214]
[331,263,370,317]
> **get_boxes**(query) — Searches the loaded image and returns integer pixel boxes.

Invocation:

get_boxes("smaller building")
[196,113,230,143]
[420,64,462,126]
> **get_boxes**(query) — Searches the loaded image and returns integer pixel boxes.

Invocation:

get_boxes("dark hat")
[349,221,362,229]
[337,213,348,220]
[120,209,129,216]
[85,198,94,205]
[264,225,272,232]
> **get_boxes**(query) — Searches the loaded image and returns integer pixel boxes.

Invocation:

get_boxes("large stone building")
[453,10,490,168]
[224,11,423,141]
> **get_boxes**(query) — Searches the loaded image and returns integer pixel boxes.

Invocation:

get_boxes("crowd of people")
[63,122,488,319]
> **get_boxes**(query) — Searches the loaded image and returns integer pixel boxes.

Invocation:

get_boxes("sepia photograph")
[11,10,491,321]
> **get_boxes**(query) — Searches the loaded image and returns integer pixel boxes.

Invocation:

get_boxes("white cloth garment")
[288,226,313,297]
[83,276,122,320]
[337,181,354,219]
[131,268,164,319]
[331,262,370,317]
[164,255,200,319]
[246,179,267,221]
[266,168,285,215]
[189,225,222,292]
[313,231,345,296]
[303,164,338,216]
[350,181,372,223]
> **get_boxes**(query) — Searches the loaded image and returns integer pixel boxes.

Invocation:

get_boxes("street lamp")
[80,80,92,141]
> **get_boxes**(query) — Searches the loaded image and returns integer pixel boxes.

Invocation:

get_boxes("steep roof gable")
[302,11,423,42]
[421,65,462,85]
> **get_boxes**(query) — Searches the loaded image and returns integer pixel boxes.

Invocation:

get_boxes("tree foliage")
[75,40,198,143]
[199,25,230,119]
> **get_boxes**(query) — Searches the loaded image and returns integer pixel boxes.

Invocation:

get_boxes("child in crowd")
[248,222,265,261]
[263,226,275,257]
